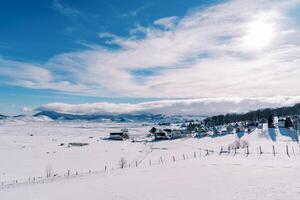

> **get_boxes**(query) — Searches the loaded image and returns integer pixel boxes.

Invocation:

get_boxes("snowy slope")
[0,120,300,200]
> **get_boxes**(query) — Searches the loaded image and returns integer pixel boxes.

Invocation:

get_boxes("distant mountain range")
[0,111,204,123]
[33,111,177,122]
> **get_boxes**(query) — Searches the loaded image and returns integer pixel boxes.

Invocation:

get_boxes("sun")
[242,13,277,50]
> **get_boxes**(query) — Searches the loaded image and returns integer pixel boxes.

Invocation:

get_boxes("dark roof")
[110,132,124,136]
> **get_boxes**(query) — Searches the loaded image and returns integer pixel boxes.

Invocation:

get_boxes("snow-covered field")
[1,118,300,200]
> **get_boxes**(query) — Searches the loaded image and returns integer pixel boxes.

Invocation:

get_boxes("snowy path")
[129,142,154,166]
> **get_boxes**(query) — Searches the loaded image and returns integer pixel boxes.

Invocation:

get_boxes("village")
[108,115,300,143]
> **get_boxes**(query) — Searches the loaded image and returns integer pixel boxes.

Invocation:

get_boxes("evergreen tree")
[285,117,293,128]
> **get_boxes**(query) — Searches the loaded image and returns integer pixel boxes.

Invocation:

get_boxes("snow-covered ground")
[0,119,300,200]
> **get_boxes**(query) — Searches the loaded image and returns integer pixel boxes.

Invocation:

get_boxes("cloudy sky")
[1,0,300,115]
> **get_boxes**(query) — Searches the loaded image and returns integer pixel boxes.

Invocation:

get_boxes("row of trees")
[204,103,300,127]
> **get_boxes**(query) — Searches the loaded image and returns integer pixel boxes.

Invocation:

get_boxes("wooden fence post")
[292,146,295,156]
[219,147,223,155]
[259,146,262,156]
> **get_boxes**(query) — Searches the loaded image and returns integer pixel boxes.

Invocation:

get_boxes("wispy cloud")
[52,0,81,17]
[154,16,178,29]
[0,57,91,94]
[124,2,152,17]
[1,0,300,100]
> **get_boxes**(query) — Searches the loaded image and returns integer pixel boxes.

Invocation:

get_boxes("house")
[211,126,220,136]
[150,127,186,140]
[153,129,171,140]
[212,126,228,136]
[109,129,130,140]
[194,126,209,138]
[170,129,185,139]
[68,142,89,147]
[226,124,234,133]
[245,121,257,132]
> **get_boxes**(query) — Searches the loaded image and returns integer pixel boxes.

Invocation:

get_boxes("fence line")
[1,144,299,189]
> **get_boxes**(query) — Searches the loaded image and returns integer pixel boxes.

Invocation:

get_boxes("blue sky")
[0,0,220,62]
[1,0,300,115]
[0,0,221,115]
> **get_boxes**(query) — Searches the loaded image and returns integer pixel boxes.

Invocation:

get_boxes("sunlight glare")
[242,13,277,50]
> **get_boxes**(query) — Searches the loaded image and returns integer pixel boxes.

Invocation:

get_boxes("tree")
[119,157,127,169]
[203,103,300,127]
[293,117,300,143]
[285,117,293,128]
[187,122,196,132]
[268,115,275,128]
[149,127,156,134]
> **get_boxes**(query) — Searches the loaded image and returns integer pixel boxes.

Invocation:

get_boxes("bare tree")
[229,139,249,150]
[46,164,53,178]
[119,157,127,169]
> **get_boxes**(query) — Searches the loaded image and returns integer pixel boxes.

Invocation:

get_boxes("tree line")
[204,103,300,127]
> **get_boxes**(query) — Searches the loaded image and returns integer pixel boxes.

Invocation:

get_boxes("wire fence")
[1,144,300,189]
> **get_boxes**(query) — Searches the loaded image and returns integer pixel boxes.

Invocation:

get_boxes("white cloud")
[36,96,300,116]
[1,0,300,99]
[154,16,178,29]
